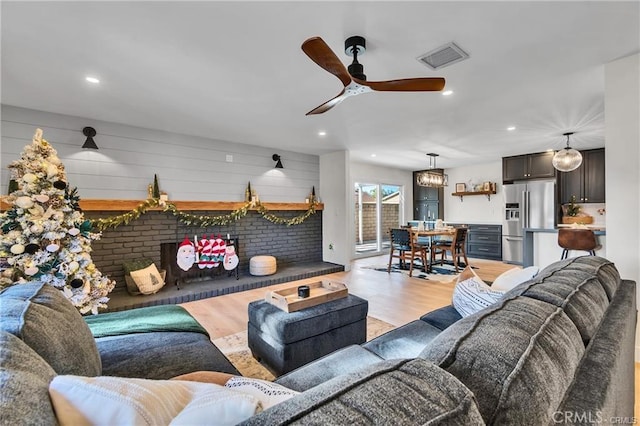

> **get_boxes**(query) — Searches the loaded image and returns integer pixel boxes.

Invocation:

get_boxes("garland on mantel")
[91,198,319,230]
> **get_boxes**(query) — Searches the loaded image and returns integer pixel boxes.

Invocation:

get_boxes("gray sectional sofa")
[0,282,238,425]
[0,256,636,425]
[245,256,637,424]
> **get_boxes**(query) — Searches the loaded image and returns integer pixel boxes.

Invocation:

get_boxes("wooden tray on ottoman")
[265,280,348,313]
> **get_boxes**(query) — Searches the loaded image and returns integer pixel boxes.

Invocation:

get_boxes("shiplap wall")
[1,105,319,201]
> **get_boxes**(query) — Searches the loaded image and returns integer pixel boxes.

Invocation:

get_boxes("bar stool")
[558,228,600,260]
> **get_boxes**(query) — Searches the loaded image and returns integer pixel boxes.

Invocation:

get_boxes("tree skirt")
[212,316,396,381]
[361,260,474,283]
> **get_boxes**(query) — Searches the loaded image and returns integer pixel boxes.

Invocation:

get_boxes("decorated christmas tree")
[0,129,115,314]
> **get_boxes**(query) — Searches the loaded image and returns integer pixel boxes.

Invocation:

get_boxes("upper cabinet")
[502,151,556,183]
[558,148,605,204]
[412,171,444,220]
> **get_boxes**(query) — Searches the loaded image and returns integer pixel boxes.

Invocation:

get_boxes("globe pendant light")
[552,132,582,172]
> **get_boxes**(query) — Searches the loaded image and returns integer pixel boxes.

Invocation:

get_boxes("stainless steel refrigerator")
[502,180,556,264]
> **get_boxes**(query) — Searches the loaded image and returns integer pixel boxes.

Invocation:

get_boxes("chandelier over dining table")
[416,153,448,187]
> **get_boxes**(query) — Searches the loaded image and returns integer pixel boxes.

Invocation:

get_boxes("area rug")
[361,260,473,282]
[212,316,396,381]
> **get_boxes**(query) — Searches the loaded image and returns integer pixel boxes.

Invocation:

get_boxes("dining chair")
[430,227,469,272]
[557,228,600,259]
[388,228,428,277]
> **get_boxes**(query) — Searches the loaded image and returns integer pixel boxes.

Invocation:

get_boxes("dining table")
[409,227,457,273]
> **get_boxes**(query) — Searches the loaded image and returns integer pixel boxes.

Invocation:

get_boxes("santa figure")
[176,236,196,272]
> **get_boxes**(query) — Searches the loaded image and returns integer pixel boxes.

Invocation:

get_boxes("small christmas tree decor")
[0,129,115,314]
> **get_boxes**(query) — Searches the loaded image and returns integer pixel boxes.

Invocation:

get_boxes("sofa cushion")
[0,331,58,426]
[243,358,485,425]
[420,305,462,330]
[0,282,101,376]
[362,319,441,359]
[96,331,239,379]
[420,296,584,425]
[505,256,612,344]
[275,345,383,392]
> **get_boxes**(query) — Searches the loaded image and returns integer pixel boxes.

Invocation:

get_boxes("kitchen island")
[523,227,606,268]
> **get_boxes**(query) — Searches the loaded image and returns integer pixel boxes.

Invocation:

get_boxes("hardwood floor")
[180,254,513,339]
[181,255,638,416]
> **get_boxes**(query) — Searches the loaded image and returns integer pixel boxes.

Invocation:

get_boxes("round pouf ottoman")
[250,255,277,276]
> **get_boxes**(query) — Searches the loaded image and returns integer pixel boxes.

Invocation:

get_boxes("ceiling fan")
[301,35,446,115]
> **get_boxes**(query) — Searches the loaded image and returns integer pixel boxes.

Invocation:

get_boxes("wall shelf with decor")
[0,197,323,212]
[451,190,497,201]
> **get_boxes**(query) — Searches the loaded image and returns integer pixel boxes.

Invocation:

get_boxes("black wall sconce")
[272,154,283,169]
[82,127,98,149]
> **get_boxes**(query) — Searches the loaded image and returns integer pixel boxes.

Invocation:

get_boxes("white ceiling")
[2,1,639,170]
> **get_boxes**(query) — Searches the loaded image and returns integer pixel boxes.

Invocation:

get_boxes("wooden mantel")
[0,197,324,212]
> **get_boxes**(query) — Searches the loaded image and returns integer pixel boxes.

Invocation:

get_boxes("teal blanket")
[85,305,209,339]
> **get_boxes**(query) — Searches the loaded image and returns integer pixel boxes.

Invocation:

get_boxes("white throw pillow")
[224,376,299,409]
[129,263,165,295]
[491,266,540,292]
[452,266,504,317]
[49,375,261,426]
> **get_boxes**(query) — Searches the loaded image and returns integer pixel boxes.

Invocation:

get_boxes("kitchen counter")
[523,227,606,267]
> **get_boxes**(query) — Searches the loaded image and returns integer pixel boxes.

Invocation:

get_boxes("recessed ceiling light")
[371,154,377,158]
[442,90,453,96]
[318,131,326,136]
[507,126,516,131]
[85,76,100,84]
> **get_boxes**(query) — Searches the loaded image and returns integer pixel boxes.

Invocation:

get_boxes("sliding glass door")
[354,182,402,256]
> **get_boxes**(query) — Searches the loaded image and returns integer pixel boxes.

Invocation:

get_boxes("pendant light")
[552,132,582,172]
[416,153,448,187]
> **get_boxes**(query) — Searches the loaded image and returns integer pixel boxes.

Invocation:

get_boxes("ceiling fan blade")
[306,90,346,115]
[356,77,446,92]
[302,37,352,87]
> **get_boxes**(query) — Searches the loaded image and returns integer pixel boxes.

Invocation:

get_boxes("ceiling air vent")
[417,42,469,70]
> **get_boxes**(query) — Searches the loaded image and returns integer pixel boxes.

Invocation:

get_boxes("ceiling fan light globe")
[552,148,582,172]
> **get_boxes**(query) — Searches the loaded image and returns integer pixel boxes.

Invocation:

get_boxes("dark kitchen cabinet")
[466,224,502,261]
[503,151,556,182]
[559,148,605,204]
[415,200,440,221]
[412,171,444,220]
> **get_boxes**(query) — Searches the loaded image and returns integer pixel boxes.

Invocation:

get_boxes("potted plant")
[562,196,593,224]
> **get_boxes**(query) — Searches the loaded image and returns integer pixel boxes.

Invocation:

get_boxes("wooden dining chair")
[558,228,600,259]
[388,228,428,277]
[430,227,469,272]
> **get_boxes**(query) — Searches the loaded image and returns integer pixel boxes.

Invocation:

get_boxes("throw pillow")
[225,376,299,409]
[452,266,504,317]
[129,263,165,295]
[49,375,261,426]
[491,266,540,292]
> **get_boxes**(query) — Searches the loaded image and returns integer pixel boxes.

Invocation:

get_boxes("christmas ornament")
[70,278,84,288]
[15,196,34,209]
[176,236,196,272]
[25,266,39,276]
[23,173,37,183]
[68,228,80,236]
[24,243,40,254]
[46,243,60,252]
[30,224,43,234]
[53,180,67,190]
[35,194,49,203]
[10,244,25,255]
[68,261,79,273]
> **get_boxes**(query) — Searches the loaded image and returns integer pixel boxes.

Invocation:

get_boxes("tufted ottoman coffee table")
[247,294,368,376]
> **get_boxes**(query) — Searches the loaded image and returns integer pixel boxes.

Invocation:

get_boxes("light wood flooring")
[180,254,638,416]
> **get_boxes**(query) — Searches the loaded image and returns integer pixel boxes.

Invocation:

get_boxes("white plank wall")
[1,105,319,202]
